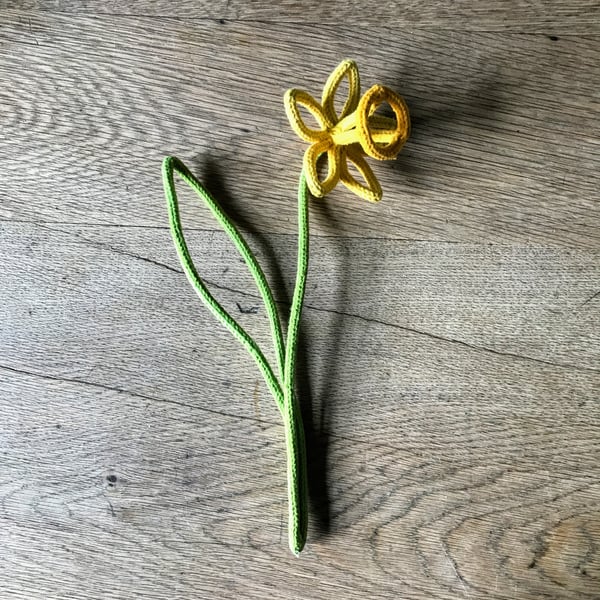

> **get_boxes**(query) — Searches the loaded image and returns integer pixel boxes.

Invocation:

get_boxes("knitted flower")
[163,59,411,556]
[284,59,410,202]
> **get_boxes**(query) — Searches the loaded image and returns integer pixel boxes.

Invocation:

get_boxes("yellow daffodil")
[284,59,410,202]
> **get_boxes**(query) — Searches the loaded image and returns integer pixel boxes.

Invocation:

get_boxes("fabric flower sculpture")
[284,59,410,201]
[161,59,410,556]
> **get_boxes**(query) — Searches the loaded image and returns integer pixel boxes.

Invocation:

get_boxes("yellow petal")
[284,89,332,143]
[321,59,360,124]
[357,85,410,160]
[339,144,383,202]
[303,139,341,198]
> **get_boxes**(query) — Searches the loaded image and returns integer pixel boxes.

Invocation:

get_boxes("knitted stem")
[283,172,310,554]
[161,157,309,555]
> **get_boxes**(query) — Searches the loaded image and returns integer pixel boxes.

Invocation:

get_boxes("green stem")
[161,157,309,555]
[283,172,310,554]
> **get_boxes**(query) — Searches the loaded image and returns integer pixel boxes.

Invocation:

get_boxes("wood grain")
[1,1,599,33]
[0,11,599,247]
[1,222,599,598]
[1,3,599,598]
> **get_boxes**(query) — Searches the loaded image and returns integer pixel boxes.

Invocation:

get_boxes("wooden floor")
[1,2,599,598]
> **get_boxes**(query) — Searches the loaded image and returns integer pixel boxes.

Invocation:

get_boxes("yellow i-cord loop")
[162,59,410,556]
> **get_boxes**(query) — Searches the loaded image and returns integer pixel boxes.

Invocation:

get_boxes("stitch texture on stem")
[161,58,410,556]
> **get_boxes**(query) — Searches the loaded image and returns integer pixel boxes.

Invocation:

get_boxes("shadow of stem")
[299,198,351,541]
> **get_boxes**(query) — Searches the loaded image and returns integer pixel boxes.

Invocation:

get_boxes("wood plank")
[1,1,599,33]
[1,12,599,247]
[0,221,599,598]
[2,221,599,401]
[2,368,599,600]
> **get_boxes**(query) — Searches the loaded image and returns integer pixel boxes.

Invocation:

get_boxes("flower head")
[284,59,410,202]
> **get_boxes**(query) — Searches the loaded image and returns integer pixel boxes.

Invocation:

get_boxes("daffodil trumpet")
[161,59,410,556]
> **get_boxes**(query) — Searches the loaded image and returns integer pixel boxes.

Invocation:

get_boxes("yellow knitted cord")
[284,59,411,202]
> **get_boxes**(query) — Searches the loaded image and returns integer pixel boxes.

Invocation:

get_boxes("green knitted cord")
[162,156,309,555]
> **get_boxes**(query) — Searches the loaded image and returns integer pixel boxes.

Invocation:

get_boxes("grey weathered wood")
[1,1,600,33]
[0,11,599,247]
[1,3,599,599]
[1,222,599,598]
